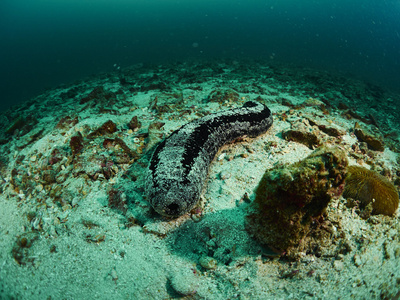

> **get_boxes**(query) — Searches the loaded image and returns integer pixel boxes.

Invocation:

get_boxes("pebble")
[217,153,226,161]
[35,184,44,192]
[71,197,80,207]
[220,170,231,180]
[199,256,217,270]
[333,260,344,271]
[353,254,362,267]
[30,155,37,162]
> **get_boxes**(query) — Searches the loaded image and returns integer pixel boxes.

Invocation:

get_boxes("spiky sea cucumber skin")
[146,101,273,217]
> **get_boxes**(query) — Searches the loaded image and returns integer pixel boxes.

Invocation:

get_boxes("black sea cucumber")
[146,101,273,217]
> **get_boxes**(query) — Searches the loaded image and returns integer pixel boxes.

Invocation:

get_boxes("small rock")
[282,120,321,149]
[354,254,362,267]
[354,123,384,151]
[333,260,344,271]
[41,170,56,185]
[199,256,217,270]
[220,170,230,180]
[170,269,199,296]
[128,116,141,131]
[303,97,325,107]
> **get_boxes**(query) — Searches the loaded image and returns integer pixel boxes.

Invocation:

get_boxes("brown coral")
[343,166,399,216]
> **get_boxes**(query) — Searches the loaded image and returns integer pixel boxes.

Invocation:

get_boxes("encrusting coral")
[246,145,348,258]
[344,165,399,216]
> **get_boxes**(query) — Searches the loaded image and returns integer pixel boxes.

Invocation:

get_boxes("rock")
[170,269,199,296]
[353,123,384,151]
[246,145,348,258]
[199,256,217,270]
[333,260,344,271]
[282,119,321,149]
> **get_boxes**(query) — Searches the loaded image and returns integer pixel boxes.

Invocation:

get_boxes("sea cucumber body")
[146,101,273,217]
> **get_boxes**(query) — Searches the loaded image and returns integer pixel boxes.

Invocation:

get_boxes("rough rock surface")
[246,145,348,258]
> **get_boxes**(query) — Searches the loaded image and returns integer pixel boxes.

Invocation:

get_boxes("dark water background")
[1,0,399,112]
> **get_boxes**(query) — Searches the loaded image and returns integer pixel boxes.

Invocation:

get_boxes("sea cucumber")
[146,101,273,217]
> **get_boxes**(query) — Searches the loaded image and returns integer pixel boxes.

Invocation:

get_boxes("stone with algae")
[246,145,348,257]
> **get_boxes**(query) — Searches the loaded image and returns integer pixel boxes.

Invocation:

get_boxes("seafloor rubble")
[0,59,400,299]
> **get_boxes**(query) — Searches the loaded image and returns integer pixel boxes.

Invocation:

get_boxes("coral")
[343,166,399,216]
[69,132,84,156]
[246,145,348,258]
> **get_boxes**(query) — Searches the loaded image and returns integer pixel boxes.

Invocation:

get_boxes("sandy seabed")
[1,59,400,299]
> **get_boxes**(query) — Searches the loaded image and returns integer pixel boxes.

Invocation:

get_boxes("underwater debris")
[5,115,38,137]
[69,132,84,156]
[353,122,384,151]
[40,169,56,185]
[114,137,139,159]
[246,145,348,258]
[343,165,399,216]
[85,234,106,244]
[19,128,45,150]
[146,121,165,151]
